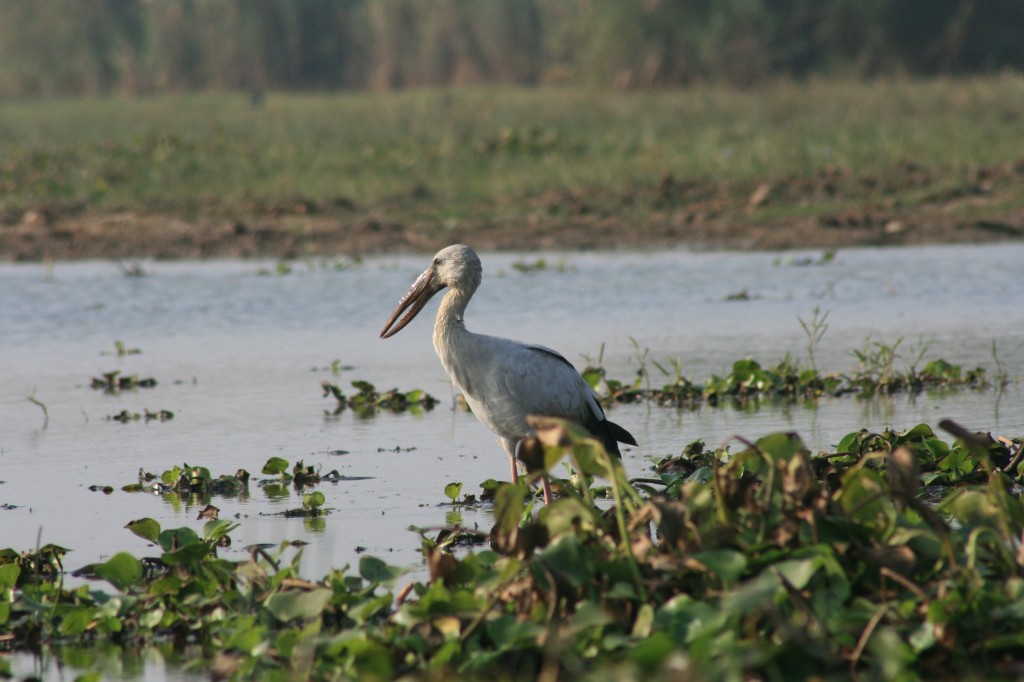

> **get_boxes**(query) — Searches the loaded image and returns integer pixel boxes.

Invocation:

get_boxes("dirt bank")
[3,161,1023,260]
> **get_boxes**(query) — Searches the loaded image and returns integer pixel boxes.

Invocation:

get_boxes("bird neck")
[433,287,470,360]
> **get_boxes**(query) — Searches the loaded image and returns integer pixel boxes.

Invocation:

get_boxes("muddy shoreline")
[3,163,1023,260]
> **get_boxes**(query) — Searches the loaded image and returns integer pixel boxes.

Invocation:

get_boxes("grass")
[2,75,1024,224]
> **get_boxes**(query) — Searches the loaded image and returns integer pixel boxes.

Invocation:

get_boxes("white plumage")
[380,244,636,502]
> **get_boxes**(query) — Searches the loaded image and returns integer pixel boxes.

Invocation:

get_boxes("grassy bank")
[2,76,1024,258]
[2,76,1023,212]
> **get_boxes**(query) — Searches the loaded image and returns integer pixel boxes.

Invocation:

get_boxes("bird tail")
[597,418,637,459]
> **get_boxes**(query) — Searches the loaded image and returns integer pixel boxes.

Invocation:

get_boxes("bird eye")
[433,258,442,266]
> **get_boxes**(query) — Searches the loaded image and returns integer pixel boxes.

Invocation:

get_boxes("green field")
[3,75,1024,224]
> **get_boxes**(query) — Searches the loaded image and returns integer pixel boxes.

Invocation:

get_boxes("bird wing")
[447,333,604,441]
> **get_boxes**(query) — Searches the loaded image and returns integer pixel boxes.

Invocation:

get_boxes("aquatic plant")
[506,257,573,274]
[4,420,1024,680]
[116,260,146,278]
[101,340,142,356]
[798,306,830,372]
[90,370,157,392]
[106,408,173,423]
[122,463,250,505]
[23,389,48,429]
[443,482,465,503]
[321,379,439,416]
[585,351,995,409]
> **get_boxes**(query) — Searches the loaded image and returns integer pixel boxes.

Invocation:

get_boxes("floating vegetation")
[258,255,364,276]
[271,491,329,518]
[4,419,1024,680]
[116,259,146,277]
[124,463,250,501]
[586,352,995,409]
[443,481,464,502]
[321,379,439,415]
[724,287,756,301]
[427,524,488,550]
[106,408,174,423]
[507,256,574,274]
[0,543,67,583]
[24,389,48,429]
[91,370,157,392]
[121,458,353,520]
[582,318,1008,411]
[329,358,353,374]
[101,339,142,356]
[774,250,837,267]
[261,456,323,489]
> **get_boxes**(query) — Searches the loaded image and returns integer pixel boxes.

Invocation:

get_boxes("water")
[2,244,1023,678]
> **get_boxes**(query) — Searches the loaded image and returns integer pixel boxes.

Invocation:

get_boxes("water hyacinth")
[3,419,1024,679]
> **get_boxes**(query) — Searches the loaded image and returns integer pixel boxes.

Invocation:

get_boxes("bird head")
[379,244,482,339]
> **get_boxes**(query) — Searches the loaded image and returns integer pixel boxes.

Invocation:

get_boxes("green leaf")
[493,483,526,537]
[265,587,332,621]
[185,464,212,483]
[202,519,237,542]
[59,606,95,636]
[540,496,597,537]
[0,562,20,591]
[150,575,184,597]
[139,607,164,629]
[721,572,780,615]
[98,616,123,634]
[923,437,950,459]
[359,556,406,584]
[161,542,211,567]
[160,465,182,486]
[581,368,603,390]
[692,549,747,584]
[631,603,655,638]
[568,600,613,632]
[773,558,818,590]
[444,482,463,501]
[898,423,935,440]
[487,614,542,650]
[629,631,675,668]
[262,456,289,475]
[125,517,161,543]
[94,552,142,591]
[836,430,863,453]
[537,535,592,588]
[157,526,201,552]
[755,432,805,461]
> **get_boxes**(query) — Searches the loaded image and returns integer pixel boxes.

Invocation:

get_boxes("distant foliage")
[1,0,1022,95]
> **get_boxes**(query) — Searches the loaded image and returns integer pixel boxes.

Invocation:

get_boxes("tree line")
[1,0,1021,96]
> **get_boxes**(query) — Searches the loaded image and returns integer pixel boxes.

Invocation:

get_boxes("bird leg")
[503,437,521,485]
[506,438,554,504]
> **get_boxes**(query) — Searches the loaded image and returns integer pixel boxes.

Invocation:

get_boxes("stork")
[379,244,636,503]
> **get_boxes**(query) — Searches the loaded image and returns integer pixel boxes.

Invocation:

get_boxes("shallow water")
[2,244,1023,679]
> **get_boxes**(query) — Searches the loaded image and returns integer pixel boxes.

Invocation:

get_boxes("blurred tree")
[0,0,1021,96]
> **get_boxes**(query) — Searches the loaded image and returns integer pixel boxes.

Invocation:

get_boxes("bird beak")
[380,267,441,339]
